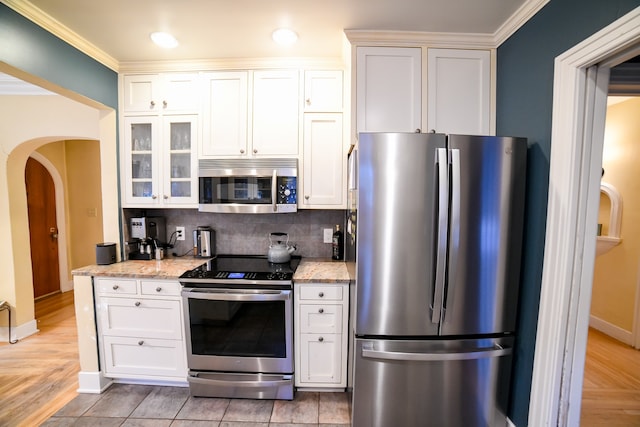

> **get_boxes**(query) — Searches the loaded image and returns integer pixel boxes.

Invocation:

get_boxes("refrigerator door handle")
[361,342,512,362]
[443,148,461,322]
[432,147,449,324]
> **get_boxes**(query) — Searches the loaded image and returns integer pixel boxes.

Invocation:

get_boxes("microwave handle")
[272,169,278,212]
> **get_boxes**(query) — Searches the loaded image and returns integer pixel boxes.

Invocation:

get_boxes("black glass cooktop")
[179,254,301,285]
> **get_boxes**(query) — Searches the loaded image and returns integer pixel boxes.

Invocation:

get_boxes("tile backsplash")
[123,208,345,259]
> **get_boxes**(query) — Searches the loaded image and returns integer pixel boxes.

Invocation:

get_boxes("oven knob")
[284,188,291,196]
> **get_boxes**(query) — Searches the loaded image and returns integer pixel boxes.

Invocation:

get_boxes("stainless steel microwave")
[198,158,297,214]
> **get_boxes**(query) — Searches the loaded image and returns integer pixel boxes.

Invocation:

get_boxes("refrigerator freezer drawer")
[352,337,514,427]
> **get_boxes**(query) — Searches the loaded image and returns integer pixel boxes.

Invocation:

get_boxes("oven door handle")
[182,288,291,302]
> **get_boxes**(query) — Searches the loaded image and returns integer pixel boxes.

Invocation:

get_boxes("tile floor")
[41,384,352,426]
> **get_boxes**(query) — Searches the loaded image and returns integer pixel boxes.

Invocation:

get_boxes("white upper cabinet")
[200,70,299,158]
[122,115,198,207]
[304,70,343,112]
[302,113,344,207]
[200,71,249,157]
[122,73,200,114]
[252,70,300,156]
[427,48,491,135]
[356,47,422,134]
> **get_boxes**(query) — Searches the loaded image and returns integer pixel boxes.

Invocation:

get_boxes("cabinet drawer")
[141,280,181,297]
[102,335,186,378]
[98,298,182,339]
[95,278,137,295]
[299,304,342,334]
[298,286,343,301]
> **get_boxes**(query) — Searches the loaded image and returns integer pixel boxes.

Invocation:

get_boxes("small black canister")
[96,242,117,265]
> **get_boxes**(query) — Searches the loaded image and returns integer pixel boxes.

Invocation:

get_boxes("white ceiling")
[10,0,537,67]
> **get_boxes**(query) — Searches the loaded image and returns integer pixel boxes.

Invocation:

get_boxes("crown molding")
[118,57,346,73]
[494,0,550,46]
[344,30,496,49]
[2,0,120,72]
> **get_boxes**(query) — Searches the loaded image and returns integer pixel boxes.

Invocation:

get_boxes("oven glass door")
[182,288,293,374]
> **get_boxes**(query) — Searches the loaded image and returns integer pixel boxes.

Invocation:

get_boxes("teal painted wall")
[0,3,117,108]
[497,0,640,425]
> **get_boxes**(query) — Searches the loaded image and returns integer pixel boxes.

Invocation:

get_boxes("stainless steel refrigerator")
[352,132,527,427]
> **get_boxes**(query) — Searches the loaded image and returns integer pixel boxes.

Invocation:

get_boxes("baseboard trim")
[77,371,112,394]
[589,315,632,345]
[0,319,38,343]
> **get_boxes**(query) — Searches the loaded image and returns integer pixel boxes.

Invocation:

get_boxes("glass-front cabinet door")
[162,115,198,206]
[122,115,198,207]
[123,116,160,205]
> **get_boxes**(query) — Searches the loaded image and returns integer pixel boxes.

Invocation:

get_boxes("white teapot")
[267,232,296,263]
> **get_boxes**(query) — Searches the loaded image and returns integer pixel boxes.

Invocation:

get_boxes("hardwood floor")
[581,327,640,426]
[0,291,79,427]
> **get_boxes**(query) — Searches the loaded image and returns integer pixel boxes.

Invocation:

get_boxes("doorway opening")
[529,9,640,426]
[580,55,640,424]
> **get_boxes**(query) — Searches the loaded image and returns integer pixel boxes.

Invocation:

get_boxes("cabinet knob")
[415,128,422,133]
[138,340,144,346]
[318,337,324,342]
[112,285,119,290]
[306,98,311,105]
[318,292,324,298]
[150,100,155,108]
[156,287,162,292]
[163,100,167,108]
[429,129,436,133]
[152,195,157,200]
[163,195,169,200]
[318,308,324,313]
[240,149,245,154]
[135,301,141,307]
[305,195,310,200]
[253,149,258,154]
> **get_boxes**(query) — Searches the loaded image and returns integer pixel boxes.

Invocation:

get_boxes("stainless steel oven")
[179,255,300,400]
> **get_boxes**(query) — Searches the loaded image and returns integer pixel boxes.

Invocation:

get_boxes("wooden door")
[25,158,60,299]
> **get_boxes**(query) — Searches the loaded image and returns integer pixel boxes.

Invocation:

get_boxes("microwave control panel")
[277,177,297,207]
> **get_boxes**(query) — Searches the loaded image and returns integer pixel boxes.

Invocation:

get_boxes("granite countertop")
[293,259,350,284]
[72,257,350,283]
[71,257,207,279]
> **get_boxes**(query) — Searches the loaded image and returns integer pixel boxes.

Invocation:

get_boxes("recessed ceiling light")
[272,28,298,46]
[150,32,179,49]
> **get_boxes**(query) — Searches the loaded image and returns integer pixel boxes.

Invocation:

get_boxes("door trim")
[529,8,640,427]
[29,153,70,292]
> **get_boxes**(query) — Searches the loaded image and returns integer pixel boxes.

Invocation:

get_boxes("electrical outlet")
[323,228,333,243]
[176,226,186,241]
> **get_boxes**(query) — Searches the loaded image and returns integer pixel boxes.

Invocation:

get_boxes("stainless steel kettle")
[267,232,296,263]
[193,226,215,258]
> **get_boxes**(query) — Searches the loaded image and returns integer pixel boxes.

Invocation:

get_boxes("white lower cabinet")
[294,283,349,389]
[94,277,187,382]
